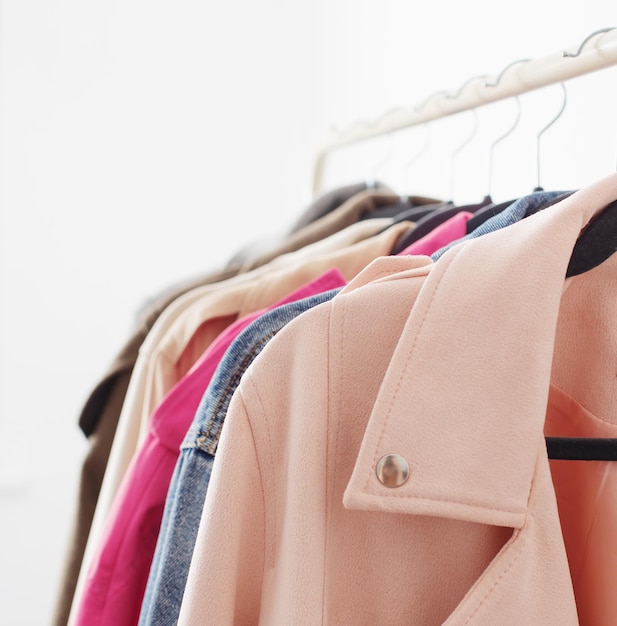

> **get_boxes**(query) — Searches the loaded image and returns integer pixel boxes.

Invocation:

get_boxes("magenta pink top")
[73,268,347,626]
[399,211,472,257]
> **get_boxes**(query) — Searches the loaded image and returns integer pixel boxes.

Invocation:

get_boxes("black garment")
[360,199,449,222]
[465,198,518,233]
[568,196,617,277]
[391,196,492,255]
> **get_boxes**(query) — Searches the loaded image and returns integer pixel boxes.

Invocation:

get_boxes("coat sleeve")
[178,387,266,626]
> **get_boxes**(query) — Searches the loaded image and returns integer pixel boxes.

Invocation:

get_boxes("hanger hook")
[444,75,491,100]
[402,124,431,186]
[366,131,396,188]
[414,89,450,113]
[536,82,567,191]
[563,27,615,58]
[487,97,522,198]
[450,108,479,200]
[484,59,531,88]
[363,107,415,187]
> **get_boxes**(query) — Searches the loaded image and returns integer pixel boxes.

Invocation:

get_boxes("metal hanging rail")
[313,28,617,194]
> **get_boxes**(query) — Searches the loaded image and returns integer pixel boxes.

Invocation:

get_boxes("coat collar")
[344,173,617,528]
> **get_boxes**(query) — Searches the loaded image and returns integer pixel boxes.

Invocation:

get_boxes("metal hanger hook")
[484,59,531,88]
[450,108,479,200]
[363,107,412,187]
[445,75,491,100]
[402,124,431,184]
[563,27,615,58]
[366,131,396,188]
[487,97,522,197]
[536,82,567,190]
[414,89,450,113]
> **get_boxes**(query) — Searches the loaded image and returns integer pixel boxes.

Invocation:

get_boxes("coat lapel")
[344,172,617,528]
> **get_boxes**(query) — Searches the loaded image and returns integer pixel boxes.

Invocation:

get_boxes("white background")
[1,2,616,624]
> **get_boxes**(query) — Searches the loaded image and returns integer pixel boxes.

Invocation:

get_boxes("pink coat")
[179,173,617,625]
[398,210,472,256]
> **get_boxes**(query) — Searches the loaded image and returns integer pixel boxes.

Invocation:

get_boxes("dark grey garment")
[288,180,392,234]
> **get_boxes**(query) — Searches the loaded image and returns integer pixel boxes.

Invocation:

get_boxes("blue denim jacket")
[138,288,340,626]
[431,189,566,260]
[138,188,567,625]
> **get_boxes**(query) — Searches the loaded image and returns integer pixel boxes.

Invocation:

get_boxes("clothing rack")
[313,27,617,194]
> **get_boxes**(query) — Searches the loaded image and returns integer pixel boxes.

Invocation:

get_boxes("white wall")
[1,2,615,624]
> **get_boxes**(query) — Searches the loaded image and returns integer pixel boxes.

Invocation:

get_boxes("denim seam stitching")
[207,332,278,444]
[193,330,280,453]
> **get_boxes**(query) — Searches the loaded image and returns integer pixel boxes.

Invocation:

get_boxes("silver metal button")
[376,454,410,487]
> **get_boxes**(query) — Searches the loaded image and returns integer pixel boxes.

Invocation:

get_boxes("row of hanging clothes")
[54,28,617,626]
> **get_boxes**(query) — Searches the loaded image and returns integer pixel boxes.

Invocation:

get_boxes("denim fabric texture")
[430,190,567,260]
[138,289,340,626]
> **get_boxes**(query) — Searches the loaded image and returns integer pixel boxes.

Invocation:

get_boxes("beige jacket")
[179,174,617,625]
